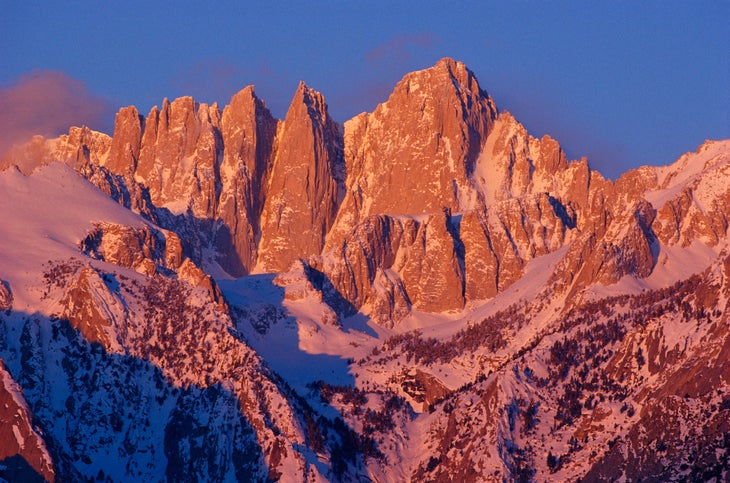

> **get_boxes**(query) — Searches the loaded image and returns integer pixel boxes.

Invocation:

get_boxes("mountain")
[1,58,728,482]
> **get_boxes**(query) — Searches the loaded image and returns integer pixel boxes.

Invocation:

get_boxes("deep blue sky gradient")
[2,1,727,178]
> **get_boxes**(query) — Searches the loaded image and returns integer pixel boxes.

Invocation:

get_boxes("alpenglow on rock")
[4,58,730,327]
[256,81,344,273]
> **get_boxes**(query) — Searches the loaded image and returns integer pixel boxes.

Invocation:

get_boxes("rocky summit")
[0,58,729,482]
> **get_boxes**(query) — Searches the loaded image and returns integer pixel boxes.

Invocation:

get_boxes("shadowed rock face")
[61,265,124,348]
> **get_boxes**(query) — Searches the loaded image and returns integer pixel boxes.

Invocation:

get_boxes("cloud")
[365,33,438,65]
[494,81,630,180]
[171,58,245,103]
[170,59,292,118]
[0,70,114,157]
[325,33,441,120]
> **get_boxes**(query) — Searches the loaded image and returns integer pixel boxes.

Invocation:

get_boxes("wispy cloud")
[171,58,247,104]
[365,33,438,65]
[494,81,631,180]
[0,70,113,157]
[170,58,292,118]
[327,33,441,120]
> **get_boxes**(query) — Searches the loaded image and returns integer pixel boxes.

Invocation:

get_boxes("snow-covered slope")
[0,164,331,481]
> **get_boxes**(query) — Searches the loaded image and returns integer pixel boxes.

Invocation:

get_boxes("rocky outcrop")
[256,82,344,272]
[0,280,12,312]
[80,222,183,276]
[370,268,412,326]
[399,368,450,412]
[0,361,55,483]
[216,87,278,276]
[79,222,224,304]
[61,265,127,349]
[401,210,465,312]
[326,58,497,249]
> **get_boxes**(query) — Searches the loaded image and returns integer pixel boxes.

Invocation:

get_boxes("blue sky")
[1,1,727,178]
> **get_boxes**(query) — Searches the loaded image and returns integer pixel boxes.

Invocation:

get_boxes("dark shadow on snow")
[0,310,264,482]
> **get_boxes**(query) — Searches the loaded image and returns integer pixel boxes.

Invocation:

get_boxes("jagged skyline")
[2,1,728,179]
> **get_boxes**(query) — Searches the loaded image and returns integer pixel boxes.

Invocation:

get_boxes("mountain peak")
[289,81,329,122]
[225,85,268,116]
[396,57,484,99]
[256,79,343,273]
[229,84,257,103]
[433,56,468,75]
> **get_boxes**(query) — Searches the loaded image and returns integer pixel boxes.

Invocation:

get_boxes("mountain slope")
[0,164,331,481]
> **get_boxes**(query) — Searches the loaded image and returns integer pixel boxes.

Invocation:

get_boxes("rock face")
[0,280,12,312]
[80,222,181,276]
[106,106,143,175]
[257,82,344,272]
[0,361,55,483]
[133,97,223,219]
[648,142,730,248]
[400,210,465,312]
[79,222,224,303]
[327,58,497,243]
[61,265,127,349]
[459,211,498,301]
[216,87,277,275]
